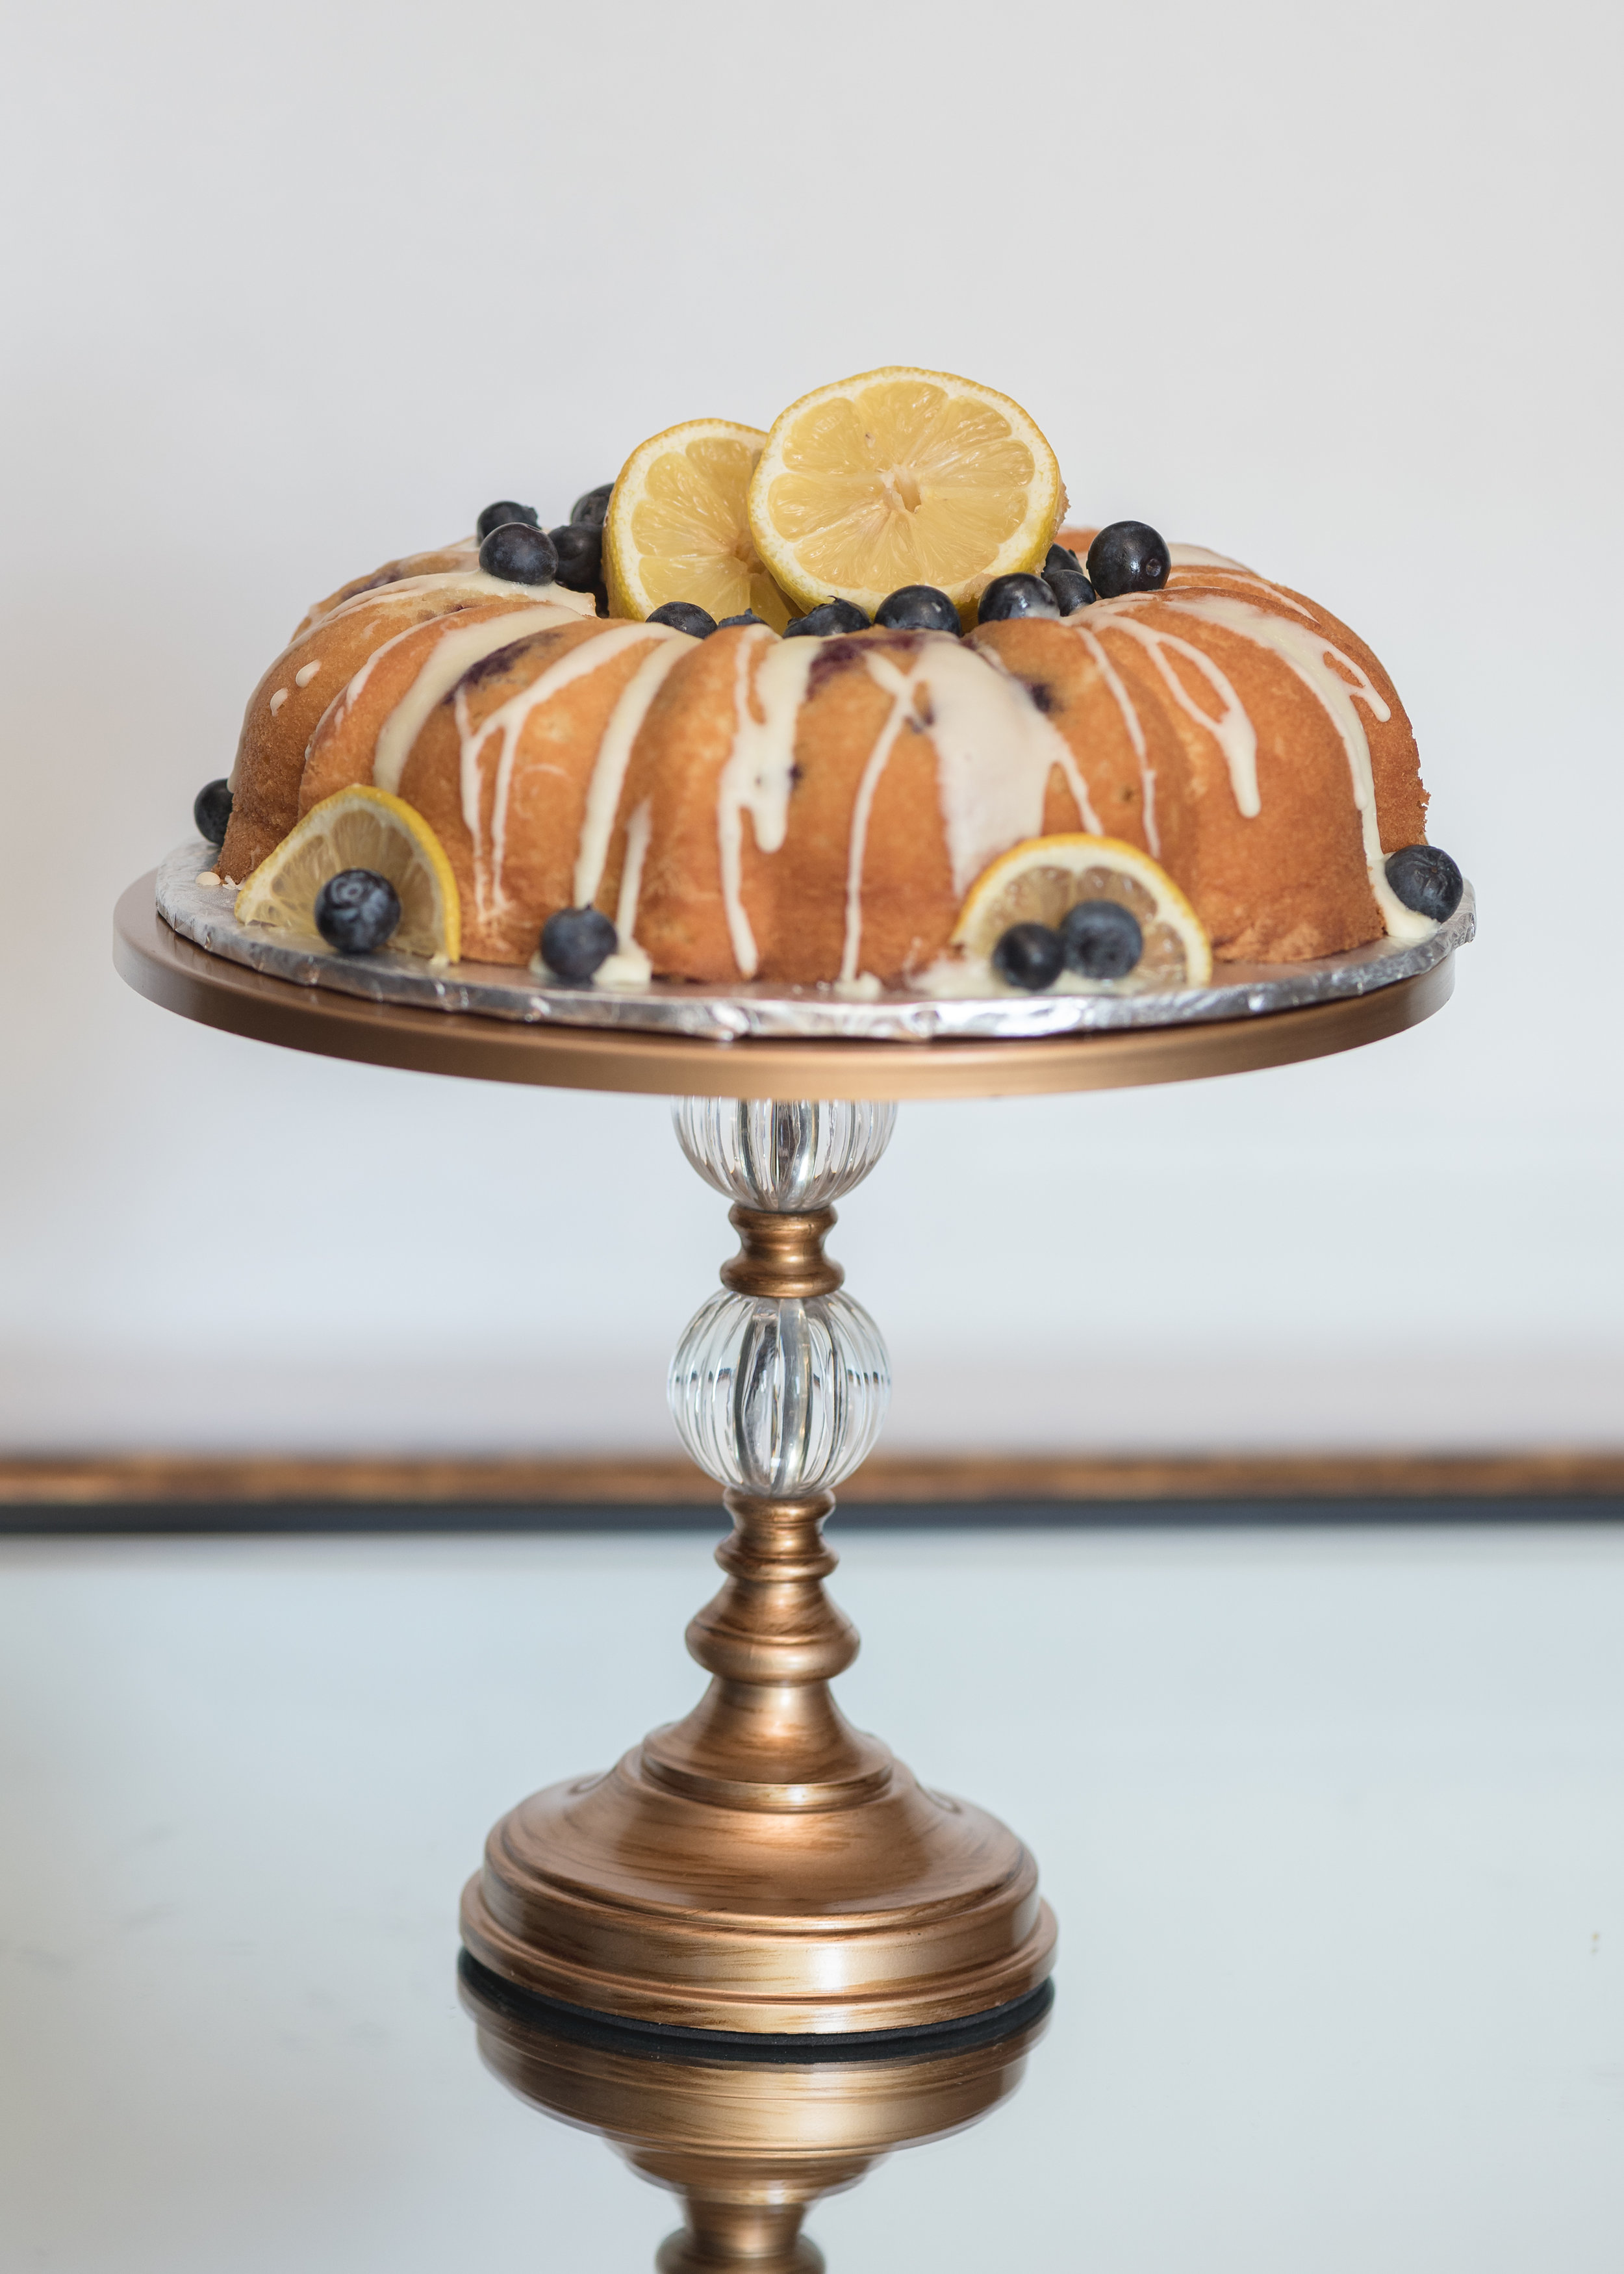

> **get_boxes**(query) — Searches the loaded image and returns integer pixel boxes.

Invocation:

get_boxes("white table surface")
[2,1522,1620,2273]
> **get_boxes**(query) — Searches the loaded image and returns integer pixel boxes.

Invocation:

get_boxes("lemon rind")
[604,416,780,626]
[952,830,1212,986]
[235,785,462,964]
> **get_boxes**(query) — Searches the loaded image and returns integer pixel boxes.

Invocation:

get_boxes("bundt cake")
[203,368,1458,991]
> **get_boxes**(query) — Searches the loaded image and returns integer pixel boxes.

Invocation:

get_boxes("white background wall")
[1,0,1619,1456]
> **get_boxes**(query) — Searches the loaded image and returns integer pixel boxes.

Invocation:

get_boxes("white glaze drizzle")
[324,568,596,631]
[1167,543,1254,572]
[715,632,820,977]
[590,798,655,988]
[1154,592,1428,942]
[294,660,322,687]
[616,797,653,941]
[370,604,582,797]
[1164,546,1319,626]
[453,622,662,923]
[839,665,924,985]
[1088,608,1260,816]
[1061,621,1161,857]
[1066,580,1427,942]
[840,641,1102,984]
[572,633,689,908]
[268,688,288,715]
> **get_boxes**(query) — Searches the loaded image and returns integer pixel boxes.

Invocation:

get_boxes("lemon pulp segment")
[235,786,461,963]
[605,419,793,631]
[953,833,1212,988]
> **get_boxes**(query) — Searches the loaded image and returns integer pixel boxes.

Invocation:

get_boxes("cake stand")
[461,1950,1051,2274]
[114,874,1460,2042]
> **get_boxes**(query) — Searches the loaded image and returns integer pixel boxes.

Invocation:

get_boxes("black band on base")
[457,1948,1054,2067]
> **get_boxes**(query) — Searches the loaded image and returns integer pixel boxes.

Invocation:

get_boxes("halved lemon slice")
[747,366,1064,628]
[235,786,461,964]
[952,834,1212,988]
[603,418,793,632]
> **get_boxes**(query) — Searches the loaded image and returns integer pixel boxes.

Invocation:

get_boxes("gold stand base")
[462,1487,1056,2035]
[462,1951,1050,2270]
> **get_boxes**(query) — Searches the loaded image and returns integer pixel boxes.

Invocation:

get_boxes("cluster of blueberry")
[188,490,1465,989]
[645,519,1174,645]
[993,901,1146,992]
[476,485,613,601]
[989,843,1465,997]
[977,518,1172,626]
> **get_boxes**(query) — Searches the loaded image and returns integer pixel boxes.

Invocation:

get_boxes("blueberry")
[314,869,401,955]
[540,905,618,980]
[991,921,1065,991]
[548,522,603,593]
[194,778,233,843]
[1045,543,1082,577]
[1060,899,1143,978]
[648,600,718,637]
[717,611,771,631]
[570,483,614,529]
[1086,520,1171,598]
[784,596,871,638]
[874,584,959,634]
[479,522,558,585]
[978,573,1061,624]
[1384,843,1463,920]
[1045,568,1096,615]
[476,500,539,542]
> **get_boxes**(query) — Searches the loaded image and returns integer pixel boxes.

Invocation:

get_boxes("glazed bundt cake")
[205,368,1459,991]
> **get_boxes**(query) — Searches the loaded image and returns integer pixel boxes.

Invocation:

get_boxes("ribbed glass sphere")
[674,1098,898,1211]
[668,1288,891,1495]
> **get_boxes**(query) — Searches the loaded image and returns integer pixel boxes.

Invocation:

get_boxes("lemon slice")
[746,366,1064,628]
[952,834,1212,988]
[235,786,461,964]
[603,418,793,632]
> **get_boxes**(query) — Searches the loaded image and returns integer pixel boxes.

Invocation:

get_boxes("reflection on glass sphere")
[668,1287,891,1495]
[674,1099,898,1212]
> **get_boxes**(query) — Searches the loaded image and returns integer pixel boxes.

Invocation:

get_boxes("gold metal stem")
[641,1490,891,1811]
[719,1207,844,1299]
[460,1113,1055,2034]
[646,2165,836,2273]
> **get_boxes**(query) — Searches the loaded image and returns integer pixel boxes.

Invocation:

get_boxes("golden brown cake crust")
[620,625,1095,986]
[975,557,1429,963]
[396,620,672,964]
[222,529,1435,985]
[220,586,544,884]
[292,543,479,641]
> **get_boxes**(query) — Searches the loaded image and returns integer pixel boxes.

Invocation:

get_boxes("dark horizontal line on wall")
[5,1498,1621,1537]
[1,1451,1621,1533]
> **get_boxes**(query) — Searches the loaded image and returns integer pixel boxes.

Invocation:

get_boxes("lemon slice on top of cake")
[746,366,1064,629]
[604,418,794,632]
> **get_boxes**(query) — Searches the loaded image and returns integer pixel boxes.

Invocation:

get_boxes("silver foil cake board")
[155,842,1475,1047]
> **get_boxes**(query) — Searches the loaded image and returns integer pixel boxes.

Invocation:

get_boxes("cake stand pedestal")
[114,876,1457,2039]
[461,1952,1051,2273]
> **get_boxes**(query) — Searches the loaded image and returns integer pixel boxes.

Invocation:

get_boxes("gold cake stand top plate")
[116,874,1458,1102]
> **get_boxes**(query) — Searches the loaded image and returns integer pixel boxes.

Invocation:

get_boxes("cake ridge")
[220,530,1435,981]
